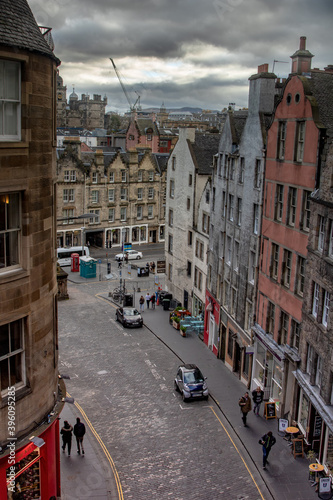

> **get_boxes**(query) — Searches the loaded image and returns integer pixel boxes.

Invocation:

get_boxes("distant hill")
[142,106,220,114]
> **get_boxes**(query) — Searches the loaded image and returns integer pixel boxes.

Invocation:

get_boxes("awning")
[293,369,333,434]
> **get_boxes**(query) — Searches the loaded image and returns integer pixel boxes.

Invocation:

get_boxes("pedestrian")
[118,260,122,269]
[125,252,128,263]
[259,431,276,469]
[239,392,252,427]
[145,292,151,309]
[252,386,264,416]
[60,420,73,456]
[150,293,155,309]
[74,417,86,455]
[139,295,145,312]
[152,261,156,273]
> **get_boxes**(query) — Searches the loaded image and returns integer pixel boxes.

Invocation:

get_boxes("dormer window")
[121,170,127,182]
[92,172,98,184]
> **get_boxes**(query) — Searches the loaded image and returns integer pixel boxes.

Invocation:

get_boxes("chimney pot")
[258,63,269,73]
[300,36,306,50]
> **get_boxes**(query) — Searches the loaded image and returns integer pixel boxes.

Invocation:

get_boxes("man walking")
[260,431,276,469]
[145,292,151,309]
[252,386,264,416]
[74,417,86,455]
[239,392,252,427]
[150,293,155,309]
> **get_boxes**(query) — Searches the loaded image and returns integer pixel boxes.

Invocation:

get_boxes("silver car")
[116,307,143,328]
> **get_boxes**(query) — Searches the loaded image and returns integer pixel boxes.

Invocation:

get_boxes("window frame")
[0,318,25,395]
[277,121,287,160]
[0,59,21,142]
[0,192,21,271]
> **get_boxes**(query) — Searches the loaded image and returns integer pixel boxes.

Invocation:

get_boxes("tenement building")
[206,64,277,383]
[57,139,167,248]
[0,1,63,498]
[252,37,333,423]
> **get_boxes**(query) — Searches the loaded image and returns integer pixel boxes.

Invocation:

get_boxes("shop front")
[252,325,285,416]
[0,417,60,499]
[294,369,333,474]
[222,312,252,384]
[204,291,220,356]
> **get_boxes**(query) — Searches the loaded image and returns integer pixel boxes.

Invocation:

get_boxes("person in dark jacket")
[260,431,276,469]
[61,420,73,456]
[252,386,264,416]
[74,417,86,455]
[239,392,252,427]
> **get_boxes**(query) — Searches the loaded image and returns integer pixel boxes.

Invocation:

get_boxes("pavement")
[59,269,320,500]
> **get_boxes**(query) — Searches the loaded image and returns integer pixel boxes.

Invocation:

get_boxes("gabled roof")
[189,133,220,174]
[0,0,60,64]
[229,111,248,145]
[135,118,159,136]
[150,153,169,174]
[306,71,333,135]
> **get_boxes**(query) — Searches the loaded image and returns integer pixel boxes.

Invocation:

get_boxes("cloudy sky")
[30,0,332,113]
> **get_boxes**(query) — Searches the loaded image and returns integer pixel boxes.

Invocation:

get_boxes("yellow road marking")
[96,292,117,308]
[67,393,124,500]
[210,407,266,500]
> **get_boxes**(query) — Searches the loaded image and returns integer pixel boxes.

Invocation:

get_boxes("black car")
[116,307,143,328]
[174,364,209,401]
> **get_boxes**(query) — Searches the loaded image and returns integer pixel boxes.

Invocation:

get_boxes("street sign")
[156,260,166,273]
[124,243,132,251]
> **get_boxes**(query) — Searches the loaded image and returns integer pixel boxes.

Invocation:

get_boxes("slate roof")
[229,111,248,145]
[135,118,159,136]
[189,133,221,174]
[0,0,60,64]
[307,71,333,135]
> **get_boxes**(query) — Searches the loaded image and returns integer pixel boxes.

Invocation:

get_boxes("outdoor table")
[285,426,299,444]
[309,463,325,486]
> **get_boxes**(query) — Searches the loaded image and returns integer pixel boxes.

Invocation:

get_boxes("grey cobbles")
[58,281,317,500]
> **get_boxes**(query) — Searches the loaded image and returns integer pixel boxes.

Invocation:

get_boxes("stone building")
[0,1,62,497]
[56,72,107,129]
[252,37,333,420]
[206,64,276,382]
[165,128,220,312]
[295,130,333,463]
[56,139,167,248]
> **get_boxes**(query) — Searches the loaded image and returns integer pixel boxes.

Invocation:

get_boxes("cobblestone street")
[58,281,271,500]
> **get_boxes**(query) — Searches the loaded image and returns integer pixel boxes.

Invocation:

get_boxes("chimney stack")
[299,36,306,51]
[290,36,314,75]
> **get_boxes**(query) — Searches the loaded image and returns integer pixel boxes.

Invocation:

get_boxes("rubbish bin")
[163,298,171,311]
[123,294,133,307]
[107,262,111,274]
[162,293,173,304]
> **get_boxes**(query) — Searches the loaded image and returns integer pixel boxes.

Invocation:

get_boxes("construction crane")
[110,58,141,112]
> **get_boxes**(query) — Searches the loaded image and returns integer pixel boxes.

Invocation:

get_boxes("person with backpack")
[139,295,145,312]
[74,417,86,455]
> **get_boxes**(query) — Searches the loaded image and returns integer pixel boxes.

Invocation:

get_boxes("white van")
[57,246,90,266]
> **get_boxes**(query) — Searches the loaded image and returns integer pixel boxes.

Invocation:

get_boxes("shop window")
[243,350,249,378]
[0,318,25,394]
[255,343,266,385]
[299,392,310,435]
[0,59,21,141]
[0,192,21,270]
[227,330,234,359]
[6,450,41,497]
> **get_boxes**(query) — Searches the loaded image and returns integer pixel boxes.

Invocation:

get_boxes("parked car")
[116,307,143,327]
[174,364,209,401]
[115,250,143,261]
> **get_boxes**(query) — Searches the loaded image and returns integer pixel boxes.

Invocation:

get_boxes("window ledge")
[0,141,29,149]
[1,385,31,408]
[0,268,28,284]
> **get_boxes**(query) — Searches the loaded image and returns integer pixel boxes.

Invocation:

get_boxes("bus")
[57,246,90,266]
